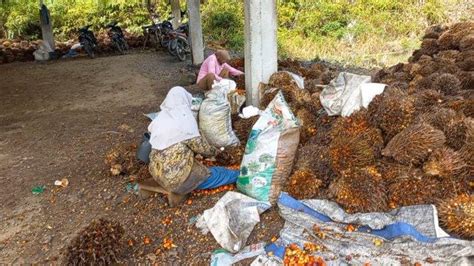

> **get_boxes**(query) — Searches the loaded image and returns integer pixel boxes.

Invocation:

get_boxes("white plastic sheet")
[145,96,202,121]
[239,106,261,119]
[283,71,305,89]
[196,191,271,253]
[320,72,386,117]
[33,40,53,61]
[260,193,474,265]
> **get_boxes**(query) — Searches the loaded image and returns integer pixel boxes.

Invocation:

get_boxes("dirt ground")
[0,51,283,264]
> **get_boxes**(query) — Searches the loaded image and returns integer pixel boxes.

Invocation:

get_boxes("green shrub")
[321,21,347,38]
[201,0,244,51]
[0,0,468,68]
[0,0,168,39]
[3,0,39,39]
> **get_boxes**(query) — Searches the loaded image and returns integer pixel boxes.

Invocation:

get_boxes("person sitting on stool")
[147,86,239,206]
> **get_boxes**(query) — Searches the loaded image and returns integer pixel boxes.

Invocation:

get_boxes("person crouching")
[147,86,239,206]
[196,50,244,91]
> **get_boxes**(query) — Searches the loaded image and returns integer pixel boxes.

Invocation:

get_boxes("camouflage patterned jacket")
[149,137,217,194]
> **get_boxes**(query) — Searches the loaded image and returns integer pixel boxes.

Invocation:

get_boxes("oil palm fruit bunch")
[329,129,383,174]
[423,147,467,179]
[438,193,474,240]
[387,173,441,208]
[368,87,416,142]
[329,167,388,213]
[382,123,446,165]
[295,144,336,187]
[287,170,323,200]
[65,219,125,265]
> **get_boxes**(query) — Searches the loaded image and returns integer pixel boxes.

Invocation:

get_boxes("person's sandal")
[167,193,187,207]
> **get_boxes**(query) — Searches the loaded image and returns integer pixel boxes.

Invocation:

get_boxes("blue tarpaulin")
[261,193,473,264]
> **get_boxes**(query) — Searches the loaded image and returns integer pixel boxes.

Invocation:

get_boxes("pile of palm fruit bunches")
[230,21,473,240]
[0,32,144,64]
[103,22,473,240]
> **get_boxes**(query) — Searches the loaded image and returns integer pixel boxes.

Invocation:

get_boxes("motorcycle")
[106,22,128,54]
[78,25,97,58]
[166,10,190,61]
[167,22,190,61]
[142,10,173,51]
[142,9,190,61]
[158,19,174,49]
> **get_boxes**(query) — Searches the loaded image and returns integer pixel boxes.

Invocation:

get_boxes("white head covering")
[148,86,200,150]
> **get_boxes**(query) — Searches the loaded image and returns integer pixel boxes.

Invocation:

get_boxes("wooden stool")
[138,179,187,207]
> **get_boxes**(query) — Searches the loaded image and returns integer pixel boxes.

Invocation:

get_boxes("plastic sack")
[320,72,375,117]
[144,112,160,120]
[210,242,266,266]
[228,91,246,115]
[250,255,281,266]
[199,79,240,147]
[33,40,53,61]
[237,91,300,203]
[283,71,304,89]
[340,82,386,117]
[136,132,151,163]
[196,192,271,253]
[360,83,386,109]
[191,96,203,120]
[191,96,203,111]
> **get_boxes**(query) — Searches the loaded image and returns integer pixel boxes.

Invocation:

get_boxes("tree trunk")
[170,0,181,29]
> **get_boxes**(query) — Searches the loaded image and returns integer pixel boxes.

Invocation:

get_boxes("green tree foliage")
[200,0,461,65]
[0,0,169,39]
[2,0,39,39]
[201,0,244,50]
[0,0,471,67]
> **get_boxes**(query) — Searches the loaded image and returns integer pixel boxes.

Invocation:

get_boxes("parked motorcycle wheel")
[114,40,125,55]
[120,38,129,54]
[83,43,95,58]
[123,40,129,51]
[160,37,170,49]
[153,31,161,51]
[175,36,189,61]
[168,39,177,56]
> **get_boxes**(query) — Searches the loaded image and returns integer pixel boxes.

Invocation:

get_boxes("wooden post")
[244,0,278,106]
[39,2,55,50]
[170,0,182,29]
[186,0,204,65]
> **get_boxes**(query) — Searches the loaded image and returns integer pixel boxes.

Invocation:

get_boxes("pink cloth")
[196,54,244,83]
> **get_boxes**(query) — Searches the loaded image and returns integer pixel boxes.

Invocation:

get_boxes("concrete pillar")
[186,0,204,65]
[244,0,278,107]
[170,0,181,29]
[39,3,55,50]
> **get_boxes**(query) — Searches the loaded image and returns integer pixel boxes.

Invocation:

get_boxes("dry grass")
[277,1,473,68]
[279,32,417,68]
